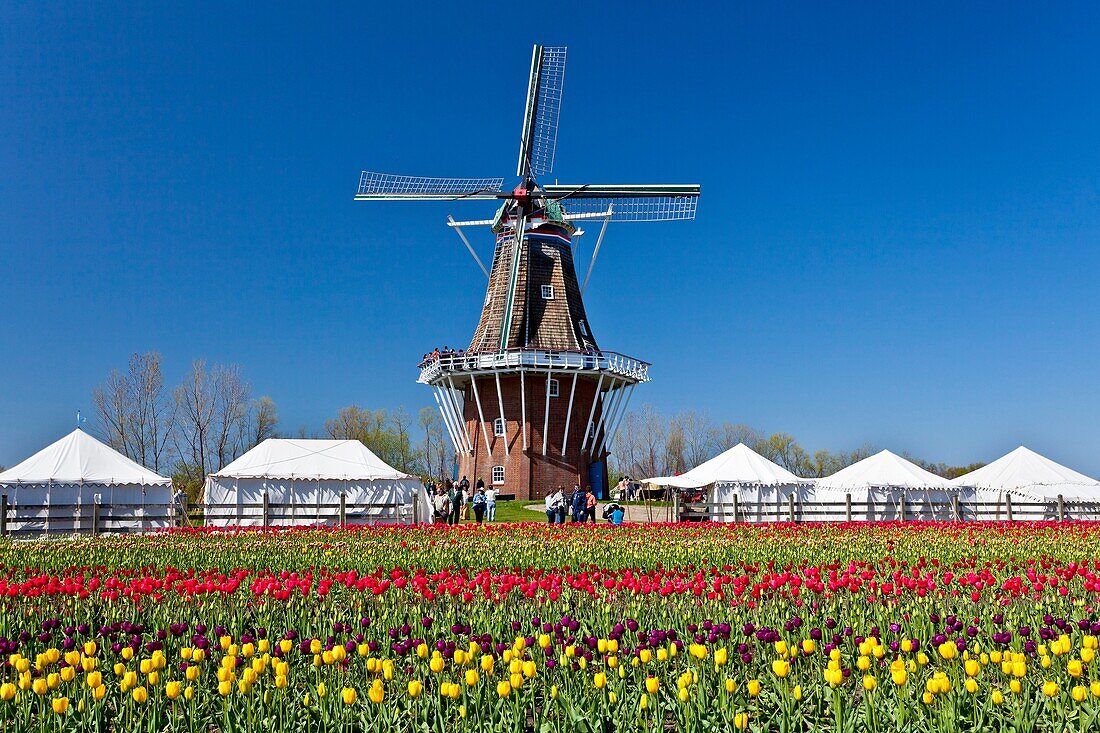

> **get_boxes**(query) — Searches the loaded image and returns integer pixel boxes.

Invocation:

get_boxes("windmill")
[355,45,699,500]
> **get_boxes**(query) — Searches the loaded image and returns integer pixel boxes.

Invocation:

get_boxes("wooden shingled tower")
[354,45,699,500]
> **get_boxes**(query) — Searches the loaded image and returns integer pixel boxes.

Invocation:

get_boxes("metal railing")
[675,493,1097,523]
[418,348,651,384]
[0,492,423,536]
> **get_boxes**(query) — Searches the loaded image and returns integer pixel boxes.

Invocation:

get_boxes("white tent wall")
[203,477,431,527]
[711,483,812,522]
[3,483,173,533]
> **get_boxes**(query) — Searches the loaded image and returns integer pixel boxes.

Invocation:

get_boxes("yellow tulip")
[992,689,1004,705]
[747,679,762,697]
[863,675,876,691]
[465,669,479,686]
[734,712,749,730]
[0,683,15,701]
[1072,685,1088,702]
[132,686,148,704]
[497,680,511,698]
[965,659,980,677]
[51,697,68,715]
[368,681,384,704]
[1068,660,1084,678]
[965,678,978,694]
[342,687,357,705]
[166,681,181,700]
[792,685,802,701]
[772,659,790,678]
[639,693,649,710]
[724,678,736,694]
[1043,681,1059,698]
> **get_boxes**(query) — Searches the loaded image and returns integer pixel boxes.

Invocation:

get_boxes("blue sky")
[2,2,1099,473]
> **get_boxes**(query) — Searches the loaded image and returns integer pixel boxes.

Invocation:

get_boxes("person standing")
[544,490,557,525]
[584,486,597,523]
[555,487,568,524]
[570,485,585,522]
[484,486,497,522]
[460,485,470,522]
[433,488,450,524]
[472,488,487,523]
[476,476,485,491]
[447,482,461,525]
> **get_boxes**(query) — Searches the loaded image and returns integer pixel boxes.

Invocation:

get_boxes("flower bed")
[1,522,1099,731]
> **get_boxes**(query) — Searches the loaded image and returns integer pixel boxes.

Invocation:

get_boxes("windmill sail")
[355,172,504,200]
[517,46,567,178]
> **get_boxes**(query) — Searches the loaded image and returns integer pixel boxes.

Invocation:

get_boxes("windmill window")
[492,465,505,484]
[541,285,555,300]
[493,417,506,437]
[548,379,560,397]
[578,320,588,337]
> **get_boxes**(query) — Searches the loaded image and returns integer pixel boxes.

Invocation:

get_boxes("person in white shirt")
[544,491,557,524]
[484,487,497,522]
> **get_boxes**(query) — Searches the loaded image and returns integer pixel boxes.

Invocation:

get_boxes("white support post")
[607,384,636,453]
[581,207,613,295]
[596,381,628,456]
[447,215,490,278]
[580,374,605,452]
[520,370,528,451]
[541,368,552,456]
[446,376,473,454]
[436,383,465,455]
[591,379,619,456]
[494,371,509,458]
[433,389,463,455]
[560,373,579,455]
[469,376,493,459]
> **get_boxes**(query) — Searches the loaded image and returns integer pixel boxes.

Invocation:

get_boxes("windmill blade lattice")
[356,171,504,200]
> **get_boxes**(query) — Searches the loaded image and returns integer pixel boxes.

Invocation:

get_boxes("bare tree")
[211,364,250,471]
[92,351,175,472]
[389,406,418,473]
[240,396,279,451]
[673,410,717,469]
[174,360,218,478]
[717,423,763,452]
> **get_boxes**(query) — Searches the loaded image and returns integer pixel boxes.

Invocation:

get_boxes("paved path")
[523,503,675,523]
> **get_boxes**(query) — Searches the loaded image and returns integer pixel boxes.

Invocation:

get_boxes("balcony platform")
[418,348,650,386]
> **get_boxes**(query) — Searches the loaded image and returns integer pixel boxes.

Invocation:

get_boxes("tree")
[240,396,280,451]
[389,407,418,473]
[92,351,175,472]
[173,360,251,478]
[716,423,762,451]
[673,410,717,469]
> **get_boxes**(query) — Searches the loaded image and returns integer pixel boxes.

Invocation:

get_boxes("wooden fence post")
[788,494,795,523]
[1005,494,1014,522]
[672,491,680,523]
[952,495,960,521]
[899,495,906,522]
[339,493,347,527]
[1057,494,1065,522]
[262,491,270,527]
[732,494,739,523]
[410,496,419,526]
[0,494,7,536]
[845,493,852,523]
[91,502,100,537]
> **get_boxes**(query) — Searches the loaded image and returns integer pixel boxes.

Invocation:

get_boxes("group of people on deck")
[429,475,496,524]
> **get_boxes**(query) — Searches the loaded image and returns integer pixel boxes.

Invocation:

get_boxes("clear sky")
[2,2,1099,473]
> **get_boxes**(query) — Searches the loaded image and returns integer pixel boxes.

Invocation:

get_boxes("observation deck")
[417,348,650,386]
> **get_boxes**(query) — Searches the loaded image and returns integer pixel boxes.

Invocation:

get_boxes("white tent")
[951,446,1100,519]
[0,429,173,533]
[644,443,811,522]
[816,449,963,520]
[203,439,430,526]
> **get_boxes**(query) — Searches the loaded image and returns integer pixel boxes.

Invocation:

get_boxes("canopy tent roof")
[0,429,171,486]
[211,439,414,481]
[644,443,808,489]
[950,446,1100,500]
[816,449,953,493]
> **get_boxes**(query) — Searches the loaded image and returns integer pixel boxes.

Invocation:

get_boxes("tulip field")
[6,522,1100,731]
